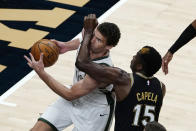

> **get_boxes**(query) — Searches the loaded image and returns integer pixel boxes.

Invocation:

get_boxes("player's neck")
[90,50,109,59]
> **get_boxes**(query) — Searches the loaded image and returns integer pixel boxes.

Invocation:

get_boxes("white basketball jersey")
[73,47,114,105]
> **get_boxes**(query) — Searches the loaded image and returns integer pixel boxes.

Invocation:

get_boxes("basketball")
[31,39,59,67]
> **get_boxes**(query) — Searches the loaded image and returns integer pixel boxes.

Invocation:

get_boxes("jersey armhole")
[159,81,165,97]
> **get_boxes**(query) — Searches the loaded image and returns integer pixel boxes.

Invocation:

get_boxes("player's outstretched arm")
[24,53,100,101]
[50,27,85,54]
[168,19,196,54]
[77,61,130,85]
[50,38,81,54]
[162,19,196,75]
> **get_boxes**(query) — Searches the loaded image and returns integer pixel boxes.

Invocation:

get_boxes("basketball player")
[144,121,166,131]
[162,19,196,74]
[76,33,166,130]
[24,14,121,131]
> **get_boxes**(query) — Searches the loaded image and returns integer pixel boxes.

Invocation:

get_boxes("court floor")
[1,0,196,130]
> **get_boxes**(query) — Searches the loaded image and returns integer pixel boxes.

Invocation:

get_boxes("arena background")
[0,0,196,130]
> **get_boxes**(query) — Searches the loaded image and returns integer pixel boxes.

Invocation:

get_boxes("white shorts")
[39,94,115,131]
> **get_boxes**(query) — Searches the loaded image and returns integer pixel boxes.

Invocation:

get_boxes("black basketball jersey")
[115,72,163,131]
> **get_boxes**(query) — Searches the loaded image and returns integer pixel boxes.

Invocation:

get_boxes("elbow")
[62,93,77,101]
[75,59,83,70]
[66,97,75,101]
[75,59,89,71]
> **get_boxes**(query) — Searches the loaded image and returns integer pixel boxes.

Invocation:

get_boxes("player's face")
[130,54,136,71]
[130,53,141,72]
[90,28,108,53]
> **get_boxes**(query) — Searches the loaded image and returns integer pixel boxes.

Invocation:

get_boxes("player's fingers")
[164,65,168,75]
[90,14,93,19]
[39,53,44,62]
[88,14,92,18]
[95,19,98,26]
[92,14,96,19]
[24,55,32,64]
[164,61,168,75]
[27,62,33,68]
[50,39,56,43]
[84,16,87,21]
[162,57,167,74]
[29,53,36,62]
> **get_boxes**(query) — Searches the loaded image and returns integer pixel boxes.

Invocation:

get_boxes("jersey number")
[132,104,155,126]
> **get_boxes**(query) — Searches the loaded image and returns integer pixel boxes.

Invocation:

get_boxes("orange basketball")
[31,39,59,67]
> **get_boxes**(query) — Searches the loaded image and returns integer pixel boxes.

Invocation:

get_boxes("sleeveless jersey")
[72,46,114,105]
[115,72,163,131]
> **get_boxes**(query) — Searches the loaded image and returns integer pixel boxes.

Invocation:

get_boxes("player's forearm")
[37,70,74,101]
[64,38,81,51]
[168,23,196,54]
[76,33,92,65]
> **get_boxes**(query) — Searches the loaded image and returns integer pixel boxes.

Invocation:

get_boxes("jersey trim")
[92,55,109,61]
[38,118,58,131]
[136,72,154,79]
[99,63,110,66]
[130,73,134,88]
[104,92,115,131]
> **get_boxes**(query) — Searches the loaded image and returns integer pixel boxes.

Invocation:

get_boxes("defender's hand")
[162,51,173,75]
[83,14,98,34]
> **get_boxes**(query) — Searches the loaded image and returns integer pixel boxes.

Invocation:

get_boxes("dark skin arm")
[76,14,130,86]
[75,15,131,101]
[76,57,132,101]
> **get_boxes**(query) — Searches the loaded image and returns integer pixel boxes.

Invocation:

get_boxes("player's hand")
[83,14,98,34]
[162,51,173,75]
[24,53,44,73]
[50,39,69,54]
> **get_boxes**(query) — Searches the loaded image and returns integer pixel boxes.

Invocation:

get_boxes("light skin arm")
[51,38,81,54]
[51,28,85,54]
[24,53,100,101]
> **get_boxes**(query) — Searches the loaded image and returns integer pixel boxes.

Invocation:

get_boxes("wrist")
[36,69,46,77]
[167,50,173,55]
[84,29,93,35]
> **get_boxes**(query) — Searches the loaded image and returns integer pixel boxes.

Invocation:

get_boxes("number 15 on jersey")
[132,104,155,126]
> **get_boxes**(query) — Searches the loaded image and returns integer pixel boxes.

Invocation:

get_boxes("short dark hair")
[138,46,162,77]
[97,22,121,47]
[145,121,166,131]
